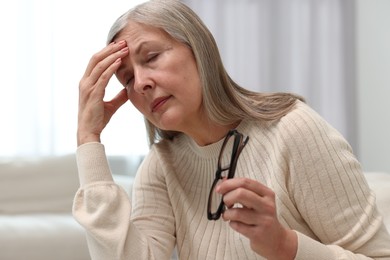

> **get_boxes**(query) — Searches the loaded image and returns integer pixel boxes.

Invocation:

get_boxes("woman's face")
[114,21,204,133]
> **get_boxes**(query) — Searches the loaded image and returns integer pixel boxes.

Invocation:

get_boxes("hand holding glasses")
[207,129,249,220]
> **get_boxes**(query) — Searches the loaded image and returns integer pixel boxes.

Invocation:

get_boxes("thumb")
[108,88,129,114]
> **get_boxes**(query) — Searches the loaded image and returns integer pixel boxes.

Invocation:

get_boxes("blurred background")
[0,0,389,174]
[1,2,389,259]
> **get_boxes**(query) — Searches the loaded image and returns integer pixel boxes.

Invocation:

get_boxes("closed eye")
[147,53,159,63]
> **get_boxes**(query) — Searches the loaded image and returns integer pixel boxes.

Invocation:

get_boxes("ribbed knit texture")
[73,101,390,259]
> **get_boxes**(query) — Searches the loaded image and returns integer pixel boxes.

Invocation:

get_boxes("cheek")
[191,88,203,111]
[183,71,203,104]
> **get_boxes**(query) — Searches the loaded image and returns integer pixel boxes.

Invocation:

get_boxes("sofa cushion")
[0,214,90,260]
[0,154,79,214]
[0,154,134,214]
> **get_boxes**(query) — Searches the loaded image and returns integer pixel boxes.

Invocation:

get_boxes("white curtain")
[0,0,358,158]
[183,0,358,152]
[0,0,149,158]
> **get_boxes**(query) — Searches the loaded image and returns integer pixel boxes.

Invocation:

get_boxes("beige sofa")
[0,155,389,260]
[0,154,133,260]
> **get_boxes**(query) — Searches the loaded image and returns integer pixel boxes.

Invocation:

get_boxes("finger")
[217,177,273,198]
[78,57,123,107]
[87,45,129,90]
[92,57,124,97]
[222,187,261,210]
[83,40,127,78]
[106,88,129,115]
[222,207,258,225]
[219,178,276,213]
[79,41,128,105]
[228,220,255,238]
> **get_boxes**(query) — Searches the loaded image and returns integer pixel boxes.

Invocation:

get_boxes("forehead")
[114,21,174,46]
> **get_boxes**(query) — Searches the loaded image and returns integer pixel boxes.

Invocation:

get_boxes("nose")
[133,68,154,95]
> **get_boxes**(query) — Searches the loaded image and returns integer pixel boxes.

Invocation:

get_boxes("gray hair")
[107,0,303,145]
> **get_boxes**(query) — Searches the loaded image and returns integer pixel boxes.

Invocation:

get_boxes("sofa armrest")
[365,172,390,230]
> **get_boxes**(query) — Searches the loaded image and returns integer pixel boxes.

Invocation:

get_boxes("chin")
[155,116,183,132]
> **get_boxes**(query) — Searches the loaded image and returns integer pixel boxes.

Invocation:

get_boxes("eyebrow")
[135,41,153,55]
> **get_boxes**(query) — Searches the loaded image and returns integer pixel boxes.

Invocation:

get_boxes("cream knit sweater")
[73,101,390,259]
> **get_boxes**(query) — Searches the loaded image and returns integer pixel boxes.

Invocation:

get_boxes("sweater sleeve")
[72,142,175,260]
[282,103,390,259]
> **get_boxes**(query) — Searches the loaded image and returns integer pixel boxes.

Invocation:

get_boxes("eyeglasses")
[207,129,249,220]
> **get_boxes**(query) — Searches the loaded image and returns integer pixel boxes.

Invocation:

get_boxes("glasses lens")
[219,137,235,175]
[208,130,249,220]
[209,177,224,215]
[209,137,235,217]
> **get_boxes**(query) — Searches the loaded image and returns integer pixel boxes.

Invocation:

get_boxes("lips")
[151,95,171,112]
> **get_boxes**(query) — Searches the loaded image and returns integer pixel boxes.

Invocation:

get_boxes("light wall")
[357,0,390,172]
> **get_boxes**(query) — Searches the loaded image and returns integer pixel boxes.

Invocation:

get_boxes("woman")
[73,0,390,259]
